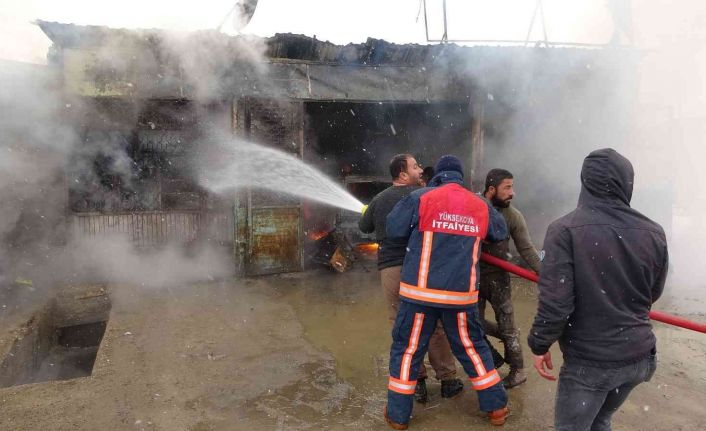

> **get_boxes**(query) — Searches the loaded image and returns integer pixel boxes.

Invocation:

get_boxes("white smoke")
[475,2,706,312]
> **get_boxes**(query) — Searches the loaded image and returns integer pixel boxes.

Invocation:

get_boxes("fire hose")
[480,252,706,334]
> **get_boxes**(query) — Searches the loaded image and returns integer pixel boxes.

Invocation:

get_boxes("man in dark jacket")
[480,168,542,388]
[528,148,668,431]
[359,154,463,403]
[383,155,510,429]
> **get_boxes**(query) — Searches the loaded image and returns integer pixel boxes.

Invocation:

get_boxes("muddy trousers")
[478,272,524,369]
[386,301,508,425]
[554,354,656,431]
[380,266,456,380]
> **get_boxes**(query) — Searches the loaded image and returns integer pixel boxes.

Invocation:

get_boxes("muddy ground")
[0,264,704,430]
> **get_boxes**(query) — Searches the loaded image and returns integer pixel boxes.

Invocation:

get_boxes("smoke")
[2,2,705,314]
[471,47,634,226]
[49,234,233,287]
[0,60,73,284]
[158,28,269,101]
[628,1,706,309]
[0,26,267,294]
[469,2,706,310]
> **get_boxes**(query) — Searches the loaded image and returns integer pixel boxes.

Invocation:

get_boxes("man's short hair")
[389,154,413,180]
[484,168,514,193]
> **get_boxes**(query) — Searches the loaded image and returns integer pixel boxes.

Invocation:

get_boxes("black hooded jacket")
[528,148,669,367]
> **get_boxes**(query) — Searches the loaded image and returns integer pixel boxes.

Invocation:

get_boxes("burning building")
[34,21,635,276]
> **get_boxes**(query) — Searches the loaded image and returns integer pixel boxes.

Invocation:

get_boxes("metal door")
[233,98,304,275]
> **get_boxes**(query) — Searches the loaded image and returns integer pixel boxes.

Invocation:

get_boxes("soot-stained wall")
[305,101,472,179]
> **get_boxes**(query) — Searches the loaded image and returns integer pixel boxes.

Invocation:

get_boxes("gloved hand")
[361,204,369,215]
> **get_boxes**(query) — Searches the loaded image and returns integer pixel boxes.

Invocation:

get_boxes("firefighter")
[359,154,464,403]
[384,155,510,429]
[479,169,542,388]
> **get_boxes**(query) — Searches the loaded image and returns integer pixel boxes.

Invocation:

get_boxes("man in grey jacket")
[480,168,542,388]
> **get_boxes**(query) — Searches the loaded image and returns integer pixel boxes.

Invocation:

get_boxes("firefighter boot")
[503,368,527,389]
[440,378,464,398]
[414,378,428,403]
[489,406,510,426]
[384,405,409,430]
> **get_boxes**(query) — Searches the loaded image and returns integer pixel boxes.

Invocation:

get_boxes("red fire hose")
[480,252,706,334]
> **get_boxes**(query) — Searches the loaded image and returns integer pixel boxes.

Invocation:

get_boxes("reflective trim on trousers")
[457,311,488,376]
[400,313,425,382]
[471,369,501,390]
[388,376,417,395]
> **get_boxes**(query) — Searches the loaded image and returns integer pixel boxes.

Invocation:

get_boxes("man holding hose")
[480,168,542,388]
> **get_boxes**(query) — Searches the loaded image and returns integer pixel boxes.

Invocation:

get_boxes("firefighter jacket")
[386,171,508,308]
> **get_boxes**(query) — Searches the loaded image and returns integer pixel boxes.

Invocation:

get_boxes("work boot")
[414,378,428,404]
[384,405,409,430]
[488,406,509,426]
[503,368,527,389]
[440,378,464,398]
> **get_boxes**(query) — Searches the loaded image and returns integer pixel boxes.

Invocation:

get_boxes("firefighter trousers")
[381,266,457,380]
[387,301,507,425]
[478,271,524,369]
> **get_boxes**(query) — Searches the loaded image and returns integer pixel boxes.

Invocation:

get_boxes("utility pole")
[524,0,549,47]
[442,0,448,43]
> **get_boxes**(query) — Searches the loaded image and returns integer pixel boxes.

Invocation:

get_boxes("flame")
[307,230,329,241]
[355,242,379,254]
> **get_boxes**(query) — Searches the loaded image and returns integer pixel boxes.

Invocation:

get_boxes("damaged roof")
[35,21,633,103]
[36,20,465,66]
[36,20,603,67]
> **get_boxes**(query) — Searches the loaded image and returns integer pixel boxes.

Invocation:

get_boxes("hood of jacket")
[579,148,634,206]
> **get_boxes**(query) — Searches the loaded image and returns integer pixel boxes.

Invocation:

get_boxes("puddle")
[271,271,556,429]
[276,269,390,391]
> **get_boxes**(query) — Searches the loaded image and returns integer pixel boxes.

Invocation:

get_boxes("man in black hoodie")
[528,148,668,430]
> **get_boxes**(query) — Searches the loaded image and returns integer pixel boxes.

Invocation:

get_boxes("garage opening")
[302,101,472,253]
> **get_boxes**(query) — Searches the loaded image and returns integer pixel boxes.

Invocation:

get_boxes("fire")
[355,242,379,254]
[307,230,329,241]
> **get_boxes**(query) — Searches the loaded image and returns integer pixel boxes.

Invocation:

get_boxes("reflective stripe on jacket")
[386,171,508,308]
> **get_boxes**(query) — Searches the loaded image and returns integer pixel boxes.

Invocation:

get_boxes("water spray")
[201,139,365,213]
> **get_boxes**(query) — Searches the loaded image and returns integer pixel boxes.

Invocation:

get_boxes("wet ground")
[0,264,704,430]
